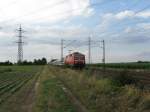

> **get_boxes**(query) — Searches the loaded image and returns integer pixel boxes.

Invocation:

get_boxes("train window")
[80,56,85,60]
[74,57,79,60]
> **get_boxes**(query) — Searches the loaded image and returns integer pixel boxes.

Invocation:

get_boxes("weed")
[51,66,150,112]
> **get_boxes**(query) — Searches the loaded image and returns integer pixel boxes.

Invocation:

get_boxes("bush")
[113,70,138,86]
[0,68,12,73]
[17,57,47,65]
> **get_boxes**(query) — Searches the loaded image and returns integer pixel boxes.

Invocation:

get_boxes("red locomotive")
[64,52,85,68]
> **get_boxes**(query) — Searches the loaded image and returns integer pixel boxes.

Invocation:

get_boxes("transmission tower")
[16,25,24,63]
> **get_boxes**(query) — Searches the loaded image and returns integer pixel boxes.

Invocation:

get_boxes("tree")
[41,57,47,65]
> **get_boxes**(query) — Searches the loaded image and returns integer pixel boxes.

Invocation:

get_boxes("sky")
[0,0,150,63]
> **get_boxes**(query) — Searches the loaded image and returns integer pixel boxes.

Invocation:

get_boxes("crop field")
[89,62,150,69]
[0,66,43,112]
[0,65,149,112]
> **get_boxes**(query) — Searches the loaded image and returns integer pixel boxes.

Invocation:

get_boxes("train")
[64,52,85,68]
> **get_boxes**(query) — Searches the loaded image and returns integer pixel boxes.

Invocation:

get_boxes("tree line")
[0,57,47,65]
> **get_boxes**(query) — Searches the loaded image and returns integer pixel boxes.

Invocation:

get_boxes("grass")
[89,62,150,69]
[0,65,149,112]
[34,66,76,112]
[50,66,150,112]
[0,65,43,75]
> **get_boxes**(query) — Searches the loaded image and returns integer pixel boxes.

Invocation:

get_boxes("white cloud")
[24,44,60,61]
[136,23,150,30]
[115,10,134,19]
[25,24,92,40]
[115,10,150,19]
[0,0,94,24]
[0,46,16,62]
[137,11,150,18]
[0,1,149,63]
[97,10,150,33]
[101,10,150,22]
[124,27,133,33]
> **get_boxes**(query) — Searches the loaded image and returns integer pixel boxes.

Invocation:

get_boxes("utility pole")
[102,40,105,71]
[88,37,91,64]
[61,39,64,63]
[17,24,24,64]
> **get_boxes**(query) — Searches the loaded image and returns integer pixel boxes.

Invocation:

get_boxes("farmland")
[0,66,43,112]
[0,65,149,112]
[89,62,150,69]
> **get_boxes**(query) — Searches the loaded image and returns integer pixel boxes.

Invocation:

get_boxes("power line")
[64,40,76,48]
[15,0,66,20]
[134,4,150,15]
[0,0,19,20]
[0,0,114,25]
[92,4,150,41]
[1,0,148,27]
[34,0,115,23]
[22,2,150,40]
[0,0,19,10]
[0,0,66,24]
[60,39,77,63]
[1,1,149,44]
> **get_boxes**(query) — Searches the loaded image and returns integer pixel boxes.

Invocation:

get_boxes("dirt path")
[60,82,89,112]
[21,72,41,112]
[47,66,89,112]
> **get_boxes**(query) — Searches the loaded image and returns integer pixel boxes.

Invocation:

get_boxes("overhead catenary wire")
[0,0,67,25]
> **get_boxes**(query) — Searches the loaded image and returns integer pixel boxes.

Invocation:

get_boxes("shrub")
[113,70,138,86]
[0,68,12,73]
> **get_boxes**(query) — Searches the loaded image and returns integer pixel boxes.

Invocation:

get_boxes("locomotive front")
[65,52,85,68]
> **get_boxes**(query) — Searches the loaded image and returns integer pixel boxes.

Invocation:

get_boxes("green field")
[0,66,77,112]
[89,62,150,69]
[0,65,149,112]
[0,66,43,112]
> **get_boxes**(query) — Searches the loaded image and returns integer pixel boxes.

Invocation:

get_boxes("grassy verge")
[50,66,150,112]
[34,66,76,112]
